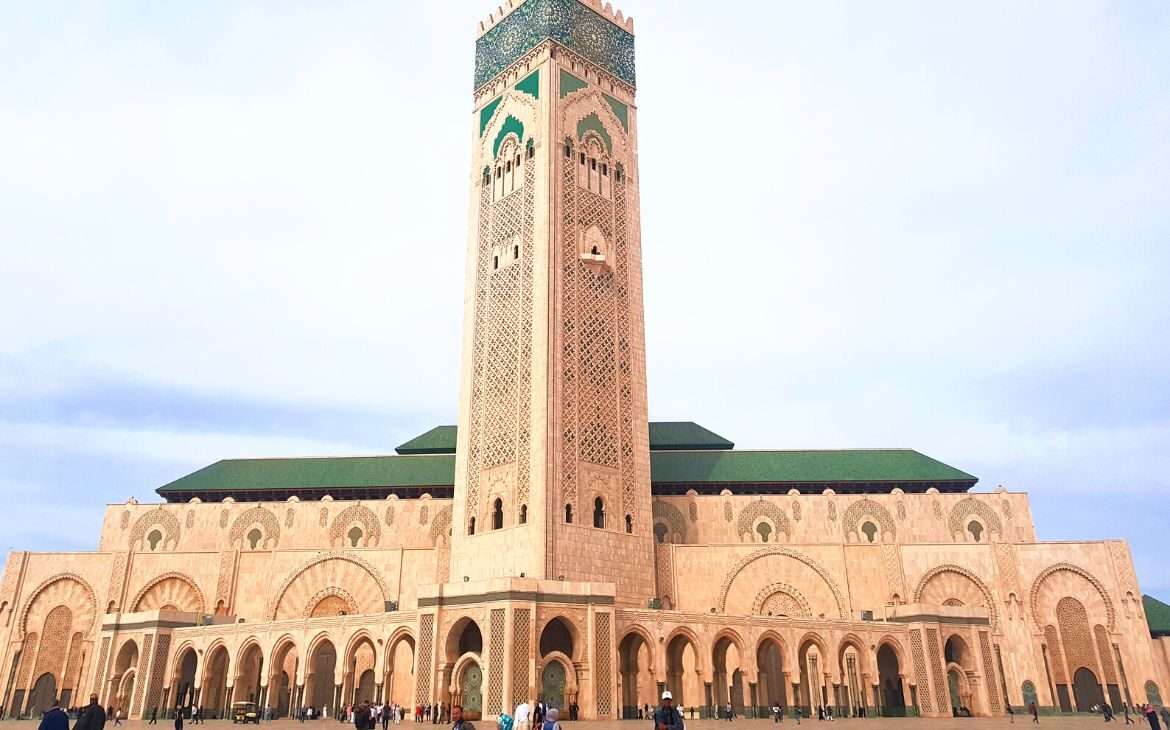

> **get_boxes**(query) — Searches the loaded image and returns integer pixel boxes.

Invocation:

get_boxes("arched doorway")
[838,640,866,717]
[712,634,744,714]
[665,634,701,709]
[458,661,483,717]
[109,640,139,715]
[201,645,229,719]
[445,619,484,719]
[797,639,827,716]
[306,640,337,715]
[386,635,415,707]
[944,635,975,716]
[876,644,906,717]
[171,648,198,714]
[541,662,567,710]
[756,638,786,713]
[539,618,575,659]
[1072,668,1104,713]
[269,641,299,718]
[344,636,377,705]
[619,631,655,718]
[29,673,57,715]
[235,644,264,704]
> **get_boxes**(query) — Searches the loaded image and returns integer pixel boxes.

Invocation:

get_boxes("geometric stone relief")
[914,565,998,631]
[1031,563,1115,633]
[106,553,128,613]
[947,497,1003,542]
[19,574,97,639]
[717,546,848,619]
[269,553,390,621]
[842,499,896,543]
[128,508,181,552]
[430,505,454,547]
[228,507,281,550]
[735,500,790,544]
[131,573,207,615]
[328,504,382,548]
[909,629,933,714]
[219,509,230,529]
[652,501,688,544]
[882,544,907,602]
[214,551,238,614]
[751,583,812,618]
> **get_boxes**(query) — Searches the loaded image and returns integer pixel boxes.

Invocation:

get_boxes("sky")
[1,1,1168,598]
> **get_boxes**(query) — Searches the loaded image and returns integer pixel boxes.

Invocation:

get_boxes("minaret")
[449,0,654,606]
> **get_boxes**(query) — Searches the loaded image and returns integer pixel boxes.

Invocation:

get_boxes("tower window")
[520,505,528,524]
[602,163,608,176]
[492,498,503,530]
[513,245,519,259]
[496,167,501,179]
[506,161,512,173]
[580,152,586,165]
[625,515,633,534]
[593,497,605,529]
[590,158,597,171]
[493,255,499,270]
[514,154,520,167]
[565,504,574,524]
[468,517,476,536]
[564,144,571,159]
[653,523,668,544]
[527,139,535,159]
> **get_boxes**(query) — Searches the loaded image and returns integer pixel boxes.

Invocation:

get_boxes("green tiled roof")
[648,422,734,451]
[1144,595,1170,638]
[396,422,733,455]
[397,426,459,455]
[158,447,976,498]
[649,449,976,486]
[158,454,456,494]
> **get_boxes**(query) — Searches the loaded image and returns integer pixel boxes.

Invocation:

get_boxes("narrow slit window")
[513,245,520,259]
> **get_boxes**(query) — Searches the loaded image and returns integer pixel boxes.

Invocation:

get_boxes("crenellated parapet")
[476,0,634,38]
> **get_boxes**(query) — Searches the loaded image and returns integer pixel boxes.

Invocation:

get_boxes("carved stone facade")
[0,0,1166,723]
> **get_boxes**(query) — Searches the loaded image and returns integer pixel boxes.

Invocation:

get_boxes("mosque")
[2,0,1168,721]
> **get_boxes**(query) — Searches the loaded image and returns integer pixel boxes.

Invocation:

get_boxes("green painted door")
[542,663,566,710]
[462,666,483,715]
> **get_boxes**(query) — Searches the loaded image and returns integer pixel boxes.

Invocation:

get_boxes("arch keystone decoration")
[913,564,999,630]
[1030,562,1116,632]
[228,507,281,549]
[128,508,181,552]
[130,573,207,615]
[18,573,98,638]
[268,552,390,620]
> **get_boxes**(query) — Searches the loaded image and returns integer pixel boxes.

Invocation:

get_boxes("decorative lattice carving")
[751,583,811,618]
[994,543,1021,595]
[416,614,434,703]
[882,544,907,600]
[828,501,838,522]
[1057,597,1098,677]
[842,499,897,543]
[1030,563,1116,632]
[978,630,1001,712]
[19,574,97,638]
[688,502,698,523]
[736,500,791,543]
[318,508,328,527]
[384,504,396,527]
[723,502,733,522]
[329,504,382,547]
[430,504,454,546]
[120,510,130,529]
[131,573,206,614]
[1001,500,1012,519]
[128,508,181,552]
[1044,625,1067,684]
[228,507,281,549]
[146,634,170,712]
[947,498,1003,541]
[914,565,999,630]
[106,553,127,612]
[285,509,295,529]
[214,551,237,612]
[219,509,230,529]
[30,606,72,687]
[926,629,947,712]
[932,500,942,519]
[897,501,906,521]
[93,637,111,704]
[302,587,358,618]
[133,633,153,715]
[1109,542,1140,597]
[62,632,84,691]
[420,505,429,525]
[15,632,38,695]
[513,608,531,703]
[1094,625,1117,683]
[654,544,673,605]
[487,609,505,714]
[716,546,848,618]
[185,510,195,529]
[792,500,802,522]
[909,630,932,714]
[595,612,613,716]
[652,501,687,543]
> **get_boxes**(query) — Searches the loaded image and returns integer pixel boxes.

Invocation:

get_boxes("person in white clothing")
[514,703,532,730]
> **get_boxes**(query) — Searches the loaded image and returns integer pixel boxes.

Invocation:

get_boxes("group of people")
[1085,701,1170,728]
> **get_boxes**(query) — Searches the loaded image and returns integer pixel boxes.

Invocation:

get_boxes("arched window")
[653,523,668,544]
[347,526,363,547]
[593,497,605,529]
[468,517,476,536]
[861,521,878,543]
[147,530,163,551]
[625,514,633,534]
[247,528,262,550]
[968,521,984,542]
[565,504,574,524]
[756,522,772,543]
[519,505,528,525]
[492,499,504,530]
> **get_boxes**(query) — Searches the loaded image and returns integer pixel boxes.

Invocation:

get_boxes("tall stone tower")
[450,0,654,606]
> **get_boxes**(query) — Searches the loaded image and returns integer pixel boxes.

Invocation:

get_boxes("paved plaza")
[0,719,1129,730]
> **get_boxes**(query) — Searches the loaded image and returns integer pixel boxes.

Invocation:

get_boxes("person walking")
[174,706,184,730]
[1030,701,1039,724]
[39,699,69,730]
[75,694,108,730]
[149,707,159,725]
[1143,704,1161,730]
[1007,704,1015,724]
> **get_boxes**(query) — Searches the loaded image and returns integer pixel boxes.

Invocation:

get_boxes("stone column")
[223,687,234,719]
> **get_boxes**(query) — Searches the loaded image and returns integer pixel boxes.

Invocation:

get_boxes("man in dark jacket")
[39,700,70,730]
[75,695,107,730]
[652,691,684,730]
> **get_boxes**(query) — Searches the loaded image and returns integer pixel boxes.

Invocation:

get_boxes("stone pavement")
[0,718,1126,730]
